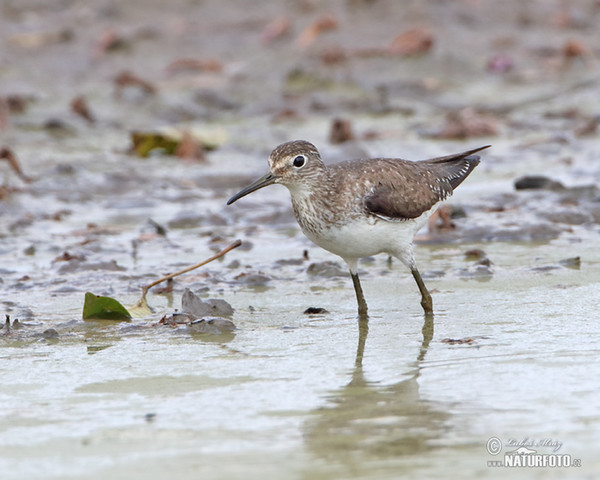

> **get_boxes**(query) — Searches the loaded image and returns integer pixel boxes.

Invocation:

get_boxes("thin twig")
[136,239,242,307]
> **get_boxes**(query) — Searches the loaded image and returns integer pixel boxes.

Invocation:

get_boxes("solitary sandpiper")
[227,140,489,316]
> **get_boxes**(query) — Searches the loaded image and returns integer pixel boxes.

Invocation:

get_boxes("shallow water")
[1,229,599,479]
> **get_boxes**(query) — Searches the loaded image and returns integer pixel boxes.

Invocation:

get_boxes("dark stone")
[42,328,59,339]
[514,175,565,191]
[188,317,236,334]
[181,288,234,317]
[559,256,581,269]
[303,307,329,314]
[464,248,487,261]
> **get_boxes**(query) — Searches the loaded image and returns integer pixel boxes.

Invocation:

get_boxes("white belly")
[301,207,434,263]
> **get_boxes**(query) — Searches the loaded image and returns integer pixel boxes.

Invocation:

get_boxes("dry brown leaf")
[261,16,292,44]
[70,96,95,123]
[428,205,456,232]
[166,58,223,74]
[390,28,434,56]
[296,14,339,49]
[175,131,207,162]
[0,147,33,183]
[320,46,347,65]
[329,118,354,144]
[114,70,157,96]
[93,28,129,58]
[575,116,600,137]
[433,108,499,139]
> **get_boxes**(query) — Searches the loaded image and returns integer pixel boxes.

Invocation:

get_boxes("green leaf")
[83,292,132,321]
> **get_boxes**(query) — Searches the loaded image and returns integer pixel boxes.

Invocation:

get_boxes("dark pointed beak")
[227,172,279,205]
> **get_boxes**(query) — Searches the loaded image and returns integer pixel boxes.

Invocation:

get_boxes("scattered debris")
[297,13,338,49]
[320,46,347,65]
[175,131,207,162]
[329,118,355,144]
[261,16,292,44]
[390,28,434,56]
[82,292,132,321]
[428,205,457,231]
[442,336,489,345]
[464,249,487,261]
[129,127,226,158]
[114,70,157,97]
[0,147,33,183]
[431,108,499,139]
[559,256,581,269]
[93,27,130,58]
[166,58,223,74]
[70,96,95,124]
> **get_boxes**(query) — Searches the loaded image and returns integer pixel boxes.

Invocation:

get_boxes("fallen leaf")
[0,147,33,183]
[428,204,456,232]
[432,108,499,139]
[83,292,132,321]
[575,115,600,136]
[175,131,207,162]
[70,96,95,123]
[297,13,338,49]
[130,127,226,158]
[114,70,157,97]
[130,132,179,157]
[3,94,33,114]
[166,58,223,74]
[320,46,347,65]
[52,252,86,263]
[93,27,130,58]
[261,16,292,44]
[390,28,434,56]
[328,118,354,144]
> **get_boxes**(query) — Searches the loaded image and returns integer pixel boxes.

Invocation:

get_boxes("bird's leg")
[350,272,369,317]
[411,267,433,316]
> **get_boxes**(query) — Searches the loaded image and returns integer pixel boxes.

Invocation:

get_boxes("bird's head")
[227,140,324,205]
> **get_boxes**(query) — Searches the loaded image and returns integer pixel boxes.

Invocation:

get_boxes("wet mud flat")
[1,0,600,479]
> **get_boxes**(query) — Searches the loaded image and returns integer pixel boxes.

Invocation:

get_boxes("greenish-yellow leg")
[350,272,369,317]
[411,267,433,316]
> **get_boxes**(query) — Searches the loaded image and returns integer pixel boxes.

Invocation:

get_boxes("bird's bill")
[227,172,278,205]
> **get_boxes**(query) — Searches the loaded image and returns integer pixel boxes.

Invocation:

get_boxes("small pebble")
[42,328,59,339]
[559,256,581,269]
[303,307,329,315]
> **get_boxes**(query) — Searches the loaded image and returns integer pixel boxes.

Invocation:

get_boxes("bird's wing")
[363,146,488,221]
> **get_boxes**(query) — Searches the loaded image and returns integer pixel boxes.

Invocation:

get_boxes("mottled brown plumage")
[227,140,489,317]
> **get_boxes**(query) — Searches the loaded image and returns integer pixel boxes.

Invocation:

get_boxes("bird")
[227,140,489,317]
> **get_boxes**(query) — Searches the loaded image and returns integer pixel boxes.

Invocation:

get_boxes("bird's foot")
[420,293,433,317]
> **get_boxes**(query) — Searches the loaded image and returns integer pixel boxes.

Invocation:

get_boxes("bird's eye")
[293,155,306,168]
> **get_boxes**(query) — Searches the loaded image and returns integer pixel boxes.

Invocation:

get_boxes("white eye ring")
[293,155,306,168]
